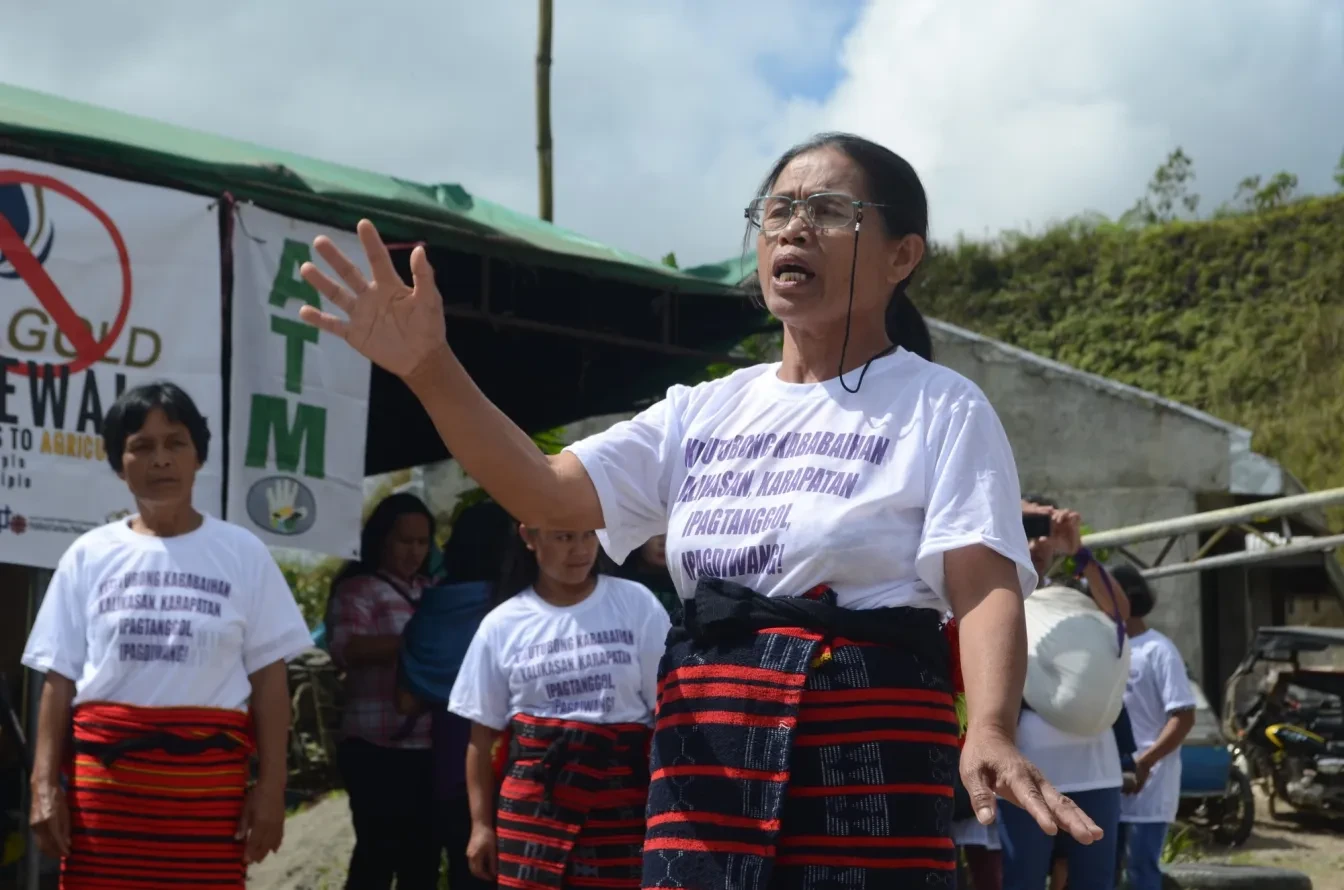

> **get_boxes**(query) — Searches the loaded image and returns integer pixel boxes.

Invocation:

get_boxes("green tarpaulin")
[0,81,741,295]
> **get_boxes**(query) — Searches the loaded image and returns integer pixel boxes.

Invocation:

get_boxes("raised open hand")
[297,219,447,379]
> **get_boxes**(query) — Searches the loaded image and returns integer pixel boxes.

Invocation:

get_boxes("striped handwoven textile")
[642,584,959,890]
[62,703,254,890]
[497,712,652,890]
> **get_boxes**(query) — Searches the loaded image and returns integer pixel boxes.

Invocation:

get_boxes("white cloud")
[2,0,1340,265]
[825,0,1344,242]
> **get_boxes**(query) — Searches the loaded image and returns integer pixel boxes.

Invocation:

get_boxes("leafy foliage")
[913,192,1344,530]
[1162,822,1203,864]
[1224,172,1299,216]
[279,557,344,628]
[1124,148,1200,226]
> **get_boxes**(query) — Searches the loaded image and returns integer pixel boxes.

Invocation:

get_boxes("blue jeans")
[1119,822,1168,890]
[999,787,1121,890]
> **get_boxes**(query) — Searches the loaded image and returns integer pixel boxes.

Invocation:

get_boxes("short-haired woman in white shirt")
[22,382,312,890]
[298,132,1102,889]
[448,524,670,889]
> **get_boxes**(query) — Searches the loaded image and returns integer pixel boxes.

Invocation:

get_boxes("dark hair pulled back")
[747,132,933,362]
[440,498,513,586]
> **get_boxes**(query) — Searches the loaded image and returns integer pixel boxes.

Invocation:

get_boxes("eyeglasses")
[744,192,888,233]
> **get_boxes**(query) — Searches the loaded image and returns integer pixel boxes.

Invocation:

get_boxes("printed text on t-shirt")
[675,427,891,583]
[517,626,636,717]
[93,572,235,665]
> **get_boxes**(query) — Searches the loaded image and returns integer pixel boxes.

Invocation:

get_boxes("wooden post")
[536,0,554,222]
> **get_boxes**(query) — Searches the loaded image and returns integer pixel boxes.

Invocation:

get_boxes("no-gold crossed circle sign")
[0,170,132,377]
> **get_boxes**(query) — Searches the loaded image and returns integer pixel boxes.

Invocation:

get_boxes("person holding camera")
[999,498,1131,890]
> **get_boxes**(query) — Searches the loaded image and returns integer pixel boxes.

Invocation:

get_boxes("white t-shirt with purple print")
[565,349,1036,613]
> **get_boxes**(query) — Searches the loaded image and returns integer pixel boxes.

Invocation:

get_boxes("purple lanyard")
[1075,547,1126,656]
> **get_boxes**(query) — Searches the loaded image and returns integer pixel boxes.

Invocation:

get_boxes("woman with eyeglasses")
[296,132,1101,888]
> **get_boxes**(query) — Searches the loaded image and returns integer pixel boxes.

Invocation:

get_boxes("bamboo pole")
[536,0,554,222]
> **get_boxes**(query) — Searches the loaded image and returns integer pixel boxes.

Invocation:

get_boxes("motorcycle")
[1225,626,1344,818]
[1178,679,1254,845]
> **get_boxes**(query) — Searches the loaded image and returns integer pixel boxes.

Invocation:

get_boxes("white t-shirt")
[1016,710,1122,794]
[1121,629,1196,823]
[565,351,1036,612]
[448,576,671,729]
[21,515,313,710]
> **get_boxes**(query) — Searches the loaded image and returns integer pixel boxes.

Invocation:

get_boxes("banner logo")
[0,171,133,376]
[246,475,317,536]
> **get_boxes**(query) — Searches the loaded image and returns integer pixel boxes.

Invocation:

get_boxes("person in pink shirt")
[327,493,437,890]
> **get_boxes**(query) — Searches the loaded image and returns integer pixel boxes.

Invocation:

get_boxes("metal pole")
[21,567,50,890]
[1137,534,1344,580]
[1083,487,1344,550]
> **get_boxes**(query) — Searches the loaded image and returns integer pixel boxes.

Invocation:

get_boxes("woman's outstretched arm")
[402,345,602,530]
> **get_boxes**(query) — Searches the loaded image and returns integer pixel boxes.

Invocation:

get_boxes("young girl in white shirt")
[449,524,669,889]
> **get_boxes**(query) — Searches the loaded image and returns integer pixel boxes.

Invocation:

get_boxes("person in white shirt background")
[1000,497,1130,890]
[21,382,312,890]
[1112,564,1196,890]
[448,523,669,889]
[297,131,1101,889]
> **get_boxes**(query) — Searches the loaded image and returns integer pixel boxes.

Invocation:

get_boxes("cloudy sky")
[3,0,1341,265]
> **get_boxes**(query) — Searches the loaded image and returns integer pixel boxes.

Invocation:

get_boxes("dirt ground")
[246,793,355,890]
[244,791,1344,890]
[1194,797,1344,890]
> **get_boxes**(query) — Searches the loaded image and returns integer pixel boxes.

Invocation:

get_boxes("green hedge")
[911,194,1344,528]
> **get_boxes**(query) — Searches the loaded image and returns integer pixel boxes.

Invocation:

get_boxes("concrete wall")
[932,332,1232,493]
[933,330,1236,684]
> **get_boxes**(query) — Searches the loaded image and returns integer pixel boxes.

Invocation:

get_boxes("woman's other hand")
[236,780,286,865]
[467,822,498,880]
[298,220,448,381]
[959,723,1105,845]
[30,673,76,859]
[29,780,70,858]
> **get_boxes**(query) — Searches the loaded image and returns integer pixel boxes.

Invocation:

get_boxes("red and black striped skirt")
[62,703,254,890]
[496,712,652,890]
[644,596,959,889]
